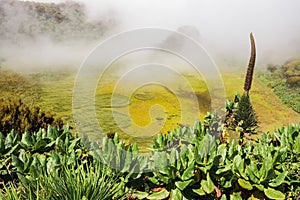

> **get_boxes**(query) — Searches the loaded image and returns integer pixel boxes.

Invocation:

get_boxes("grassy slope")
[36,70,300,134]
[1,68,299,147]
[221,72,300,133]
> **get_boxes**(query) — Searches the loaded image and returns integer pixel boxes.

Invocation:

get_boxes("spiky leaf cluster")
[234,94,258,134]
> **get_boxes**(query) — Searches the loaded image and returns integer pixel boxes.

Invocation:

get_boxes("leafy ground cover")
[0,118,299,199]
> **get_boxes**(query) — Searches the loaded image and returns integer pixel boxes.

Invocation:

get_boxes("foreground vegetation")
[0,117,299,199]
[0,93,299,199]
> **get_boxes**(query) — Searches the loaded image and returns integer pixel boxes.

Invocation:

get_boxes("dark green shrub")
[233,94,258,137]
[286,76,300,87]
[0,98,63,135]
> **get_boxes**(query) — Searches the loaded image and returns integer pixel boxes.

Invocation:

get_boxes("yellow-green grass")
[221,72,300,134]
[38,70,299,140]
[1,68,299,151]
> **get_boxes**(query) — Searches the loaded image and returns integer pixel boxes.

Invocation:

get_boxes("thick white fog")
[1,0,300,71]
[78,0,300,66]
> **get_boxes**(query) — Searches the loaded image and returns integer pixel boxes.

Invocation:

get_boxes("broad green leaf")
[153,151,168,169]
[113,133,119,145]
[181,163,194,180]
[36,129,43,141]
[269,171,288,187]
[220,194,227,200]
[5,131,18,148]
[19,149,31,170]
[147,189,169,200]
[102,136,108,152]
[132,143,139,153]
[228,139,237,158]
[187,145,195,165]
[67,138,80,152]
[233,155,242,172]
[12,155,24,172]
[21,131,34,147]
[230,192,242,200]
[175,179,193,191]
[170,148,177,166]
[216,165,231,174]
[156,133,164,148]
[153,171,169,184]
[217,143,227,162]
[148,177,160,185]
[260,157,273,181]
[133,191,149,199]
[47,126,58,139]
[139,156,148,171]
[45,140,56,148]
[193,187,205,196]
[264,187,285,200]
[220,177,232,188]
[122,151,132,172]
[201,173,214,194]
[237,159,247,180]
[253,184,264,191]
[170,188,183,200]
[246,166,259,184]
[238,178,253,190]
[159,167,170,176]
[33,139,48,151]
[180,144,188,169]
[6,144,19,155]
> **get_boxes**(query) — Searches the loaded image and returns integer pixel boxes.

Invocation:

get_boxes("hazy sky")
[11,0,300,68]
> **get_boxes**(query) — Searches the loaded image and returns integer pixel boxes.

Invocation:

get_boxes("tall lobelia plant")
[234,33,258,138]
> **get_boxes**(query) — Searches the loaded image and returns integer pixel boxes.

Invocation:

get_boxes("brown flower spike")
[244,32,256,95]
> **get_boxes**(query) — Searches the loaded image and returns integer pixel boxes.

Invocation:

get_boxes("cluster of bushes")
[0,114,299,199]
[260,60,300,113]
[0,98,63,135]
[266,60,300,88]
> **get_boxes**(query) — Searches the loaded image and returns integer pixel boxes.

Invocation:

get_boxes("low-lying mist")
[1,0,300,73]
[0,0,118,72]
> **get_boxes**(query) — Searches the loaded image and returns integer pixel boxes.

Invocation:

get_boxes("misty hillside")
[0,0,117,44]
